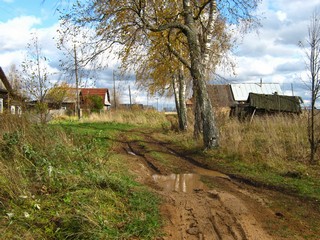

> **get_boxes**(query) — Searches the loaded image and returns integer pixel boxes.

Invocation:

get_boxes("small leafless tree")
[57,20,104,119]
[21,32,51,123]
[7,64,23,96]
[300,9,320,164]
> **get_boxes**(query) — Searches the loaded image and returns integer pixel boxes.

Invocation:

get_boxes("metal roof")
[230,83,283,101]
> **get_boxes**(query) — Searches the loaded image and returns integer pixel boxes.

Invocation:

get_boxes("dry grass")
[219,114,311,167]
[52,109,170,128]
[156,111,320,176]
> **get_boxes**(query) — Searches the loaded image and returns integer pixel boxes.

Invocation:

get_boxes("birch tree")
[135,31,191,131]
[62,0,260,149]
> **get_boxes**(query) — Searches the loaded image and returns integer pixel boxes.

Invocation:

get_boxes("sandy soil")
[117,130,311,240]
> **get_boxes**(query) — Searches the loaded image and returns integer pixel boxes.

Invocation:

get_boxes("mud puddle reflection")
[152,173,207,193]
[152,169,229,193]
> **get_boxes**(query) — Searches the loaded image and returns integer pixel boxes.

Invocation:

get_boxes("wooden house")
[79,88,111,110]
[47,87,111,116]
[187,83,302,119]
[207,84,235,116]
[0,88,8,113]
[0,67,23,114]
[186,84,235,116]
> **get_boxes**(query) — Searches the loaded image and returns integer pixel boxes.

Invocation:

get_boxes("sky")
[0,0,319,108]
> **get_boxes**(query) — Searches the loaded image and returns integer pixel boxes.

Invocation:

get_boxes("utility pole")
[156,97,159,111]
[128,84,132,109]
[74,44,81,120]
[113,70,117,110]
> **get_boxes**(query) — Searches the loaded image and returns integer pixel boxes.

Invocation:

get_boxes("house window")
[10,105,15,114]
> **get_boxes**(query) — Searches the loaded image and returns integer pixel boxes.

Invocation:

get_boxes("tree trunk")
[309,93,318,165]
[194,70,219,148]
[172,68,188,131]
[193,81,202,140]
[183,0,219,148]
[74,44,81,120]
[188,39,219,148]
[172,75,181,121]
[178,65,188,131]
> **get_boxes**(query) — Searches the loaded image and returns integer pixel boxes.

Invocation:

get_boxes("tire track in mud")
[121,132,274,240]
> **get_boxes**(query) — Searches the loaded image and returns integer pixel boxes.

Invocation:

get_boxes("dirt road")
[118,130,305,240]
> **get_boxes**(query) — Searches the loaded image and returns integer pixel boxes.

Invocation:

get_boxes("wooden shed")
[187,83,302,119]
[233,93,302,119]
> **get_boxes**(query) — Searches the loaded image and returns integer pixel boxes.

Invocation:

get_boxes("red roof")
[81,88,107,96]
[79,88,110,106]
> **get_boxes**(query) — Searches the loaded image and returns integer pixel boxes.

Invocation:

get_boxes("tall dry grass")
[218,114,314,169]
[53,109,170,128]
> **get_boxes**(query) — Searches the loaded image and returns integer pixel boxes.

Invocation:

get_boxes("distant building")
[46,87,111,115]
[230,83,283,102]
[187,83,302,118]
[0,67,23,114]
[79,88,111,110]
[234,92,302,119]
[0,88,8,113]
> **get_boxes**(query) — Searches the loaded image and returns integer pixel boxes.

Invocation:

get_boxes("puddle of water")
[152,173,207,193]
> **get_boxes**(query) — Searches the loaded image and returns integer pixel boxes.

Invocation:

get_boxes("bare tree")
[21,33,51,123]
[7,64,23,96]
[300,9,320,164]
[57,20,104,119]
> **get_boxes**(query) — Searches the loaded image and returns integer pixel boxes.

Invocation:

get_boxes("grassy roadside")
[150,113,320,238]
[1,109,319,238]
[0,114,161,239]
[155,114,320,202]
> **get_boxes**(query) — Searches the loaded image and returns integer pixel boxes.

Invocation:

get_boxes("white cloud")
[0,16,41,52]
[227,0,320,106]
[0,16,62,82]
[276,11,287,22]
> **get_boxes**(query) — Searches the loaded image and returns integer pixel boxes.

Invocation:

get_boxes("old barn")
[188,83,302,119]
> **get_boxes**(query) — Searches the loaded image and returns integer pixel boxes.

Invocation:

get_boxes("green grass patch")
[0,117,161,239]
[204,151,320,200]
